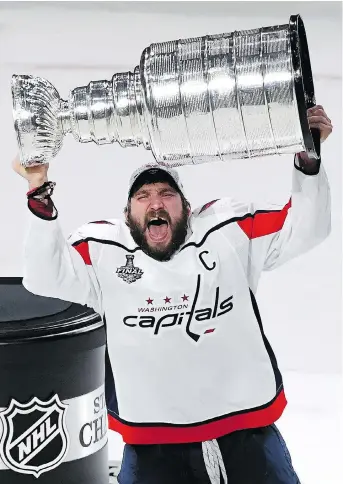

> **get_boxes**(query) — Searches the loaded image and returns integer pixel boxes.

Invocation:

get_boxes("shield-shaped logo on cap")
[0,394,69,478]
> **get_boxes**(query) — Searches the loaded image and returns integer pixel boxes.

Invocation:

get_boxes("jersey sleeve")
[239,164,331,291]
[22,211,103,315]
[196,161,331,293]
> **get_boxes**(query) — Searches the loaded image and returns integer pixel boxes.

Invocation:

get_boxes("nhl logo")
[116,255,143,284]
[0,394,69,478]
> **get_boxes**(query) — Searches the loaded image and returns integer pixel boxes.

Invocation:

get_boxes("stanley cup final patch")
[0,394,69,478]
[116,255,143,284]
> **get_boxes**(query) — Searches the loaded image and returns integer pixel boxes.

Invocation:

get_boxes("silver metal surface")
[12,15,317,167]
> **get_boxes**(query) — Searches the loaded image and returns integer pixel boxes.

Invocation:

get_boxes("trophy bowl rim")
[289,14,320,160]
[11,74,64,166]
[11,74,31,165]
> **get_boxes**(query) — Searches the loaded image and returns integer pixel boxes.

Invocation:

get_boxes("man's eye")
[163,192,174,197]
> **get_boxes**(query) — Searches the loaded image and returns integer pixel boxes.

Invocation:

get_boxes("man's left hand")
[297,105,333,169]
[307,105,333,143]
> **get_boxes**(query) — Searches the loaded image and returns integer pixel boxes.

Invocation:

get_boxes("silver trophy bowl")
[12,15,320,167]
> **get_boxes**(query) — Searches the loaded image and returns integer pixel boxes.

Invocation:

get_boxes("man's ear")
[124,206,129,224]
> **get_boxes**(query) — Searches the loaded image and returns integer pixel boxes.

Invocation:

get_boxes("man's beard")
[126,204,189,261]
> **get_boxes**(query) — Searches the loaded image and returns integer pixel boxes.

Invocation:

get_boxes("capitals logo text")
[123,275,233,342]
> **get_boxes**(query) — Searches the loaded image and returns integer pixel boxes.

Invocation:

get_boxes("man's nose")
[149,195,164,210]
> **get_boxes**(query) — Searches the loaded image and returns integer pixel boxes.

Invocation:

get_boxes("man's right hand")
[12,155,49,191]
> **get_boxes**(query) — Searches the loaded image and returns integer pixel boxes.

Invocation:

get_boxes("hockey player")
[12,105,332,484]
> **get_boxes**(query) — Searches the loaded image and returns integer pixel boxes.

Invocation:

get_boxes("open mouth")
[147,217,169,241]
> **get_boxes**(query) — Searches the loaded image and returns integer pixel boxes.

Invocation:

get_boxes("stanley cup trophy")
[12,15,320,168]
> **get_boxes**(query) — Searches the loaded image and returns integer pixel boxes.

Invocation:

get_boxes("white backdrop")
[0,1,342,478]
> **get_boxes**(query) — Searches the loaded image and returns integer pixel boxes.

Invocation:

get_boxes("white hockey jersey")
[22,164,331,444]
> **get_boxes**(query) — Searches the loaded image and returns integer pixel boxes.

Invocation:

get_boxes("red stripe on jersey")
[108,389,286,445]
[237,200,291,239]
[73,241,92,265]
[199,200,219,214]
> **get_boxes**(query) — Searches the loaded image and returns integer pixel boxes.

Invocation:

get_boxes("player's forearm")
[23,184,94,306]
[262,156,331,272]
[23,213,70,295]
[293,158,331,247]
[22,211,97,307]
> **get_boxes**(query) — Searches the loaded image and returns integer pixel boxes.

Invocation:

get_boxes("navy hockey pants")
[117,424,301,484]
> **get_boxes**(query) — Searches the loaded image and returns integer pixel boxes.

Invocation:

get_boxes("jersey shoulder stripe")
[68,219,122,265]
[193,197,291,241]
[73,241,92,265]
[237,200,291,239]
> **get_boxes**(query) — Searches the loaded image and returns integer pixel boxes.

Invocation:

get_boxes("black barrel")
[0,278,108,483]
